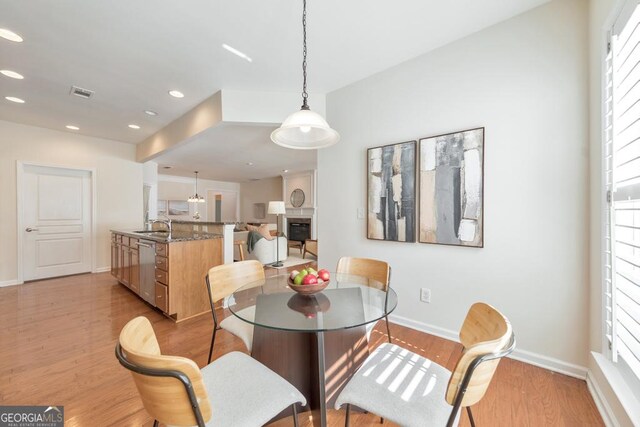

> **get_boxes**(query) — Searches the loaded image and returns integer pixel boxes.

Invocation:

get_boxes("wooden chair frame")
[342,333,515,427]
[205,274,222,364]
[205,260,264,363]
[336,257,392,343]
[115,343,207,427]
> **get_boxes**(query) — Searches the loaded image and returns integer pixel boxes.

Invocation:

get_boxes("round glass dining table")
[227,272,397,427]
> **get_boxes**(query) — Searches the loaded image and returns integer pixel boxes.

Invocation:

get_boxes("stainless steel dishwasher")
[136,239,156,306]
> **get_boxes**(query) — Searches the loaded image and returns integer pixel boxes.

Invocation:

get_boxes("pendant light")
[271,0,339,150]
[188,171,205,203]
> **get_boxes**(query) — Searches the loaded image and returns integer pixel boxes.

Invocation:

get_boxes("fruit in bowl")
[288,268,330,296]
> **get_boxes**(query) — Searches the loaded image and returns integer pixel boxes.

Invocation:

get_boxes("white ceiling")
[155,123,316,182]
[0,0,548,180]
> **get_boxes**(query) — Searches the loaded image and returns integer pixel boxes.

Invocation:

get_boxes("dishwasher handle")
[135,241,153,248]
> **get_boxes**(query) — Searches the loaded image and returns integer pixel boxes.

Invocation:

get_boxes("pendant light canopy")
[271,0,339,150]
[188,171,205,203]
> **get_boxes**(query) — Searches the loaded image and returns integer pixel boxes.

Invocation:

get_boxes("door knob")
[25,227,39,232]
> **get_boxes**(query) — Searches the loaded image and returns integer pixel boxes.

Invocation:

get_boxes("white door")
[22,165,92,281]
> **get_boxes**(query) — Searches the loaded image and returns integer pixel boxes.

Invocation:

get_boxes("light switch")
[357,207,365,220]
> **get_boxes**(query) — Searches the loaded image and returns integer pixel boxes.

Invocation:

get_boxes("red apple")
[302,274,318,285]
[318,269,330,281]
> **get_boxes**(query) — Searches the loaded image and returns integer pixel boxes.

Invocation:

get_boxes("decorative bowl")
[288,278,329,296]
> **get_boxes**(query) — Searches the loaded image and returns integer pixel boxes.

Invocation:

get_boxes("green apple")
[294,273,305,285]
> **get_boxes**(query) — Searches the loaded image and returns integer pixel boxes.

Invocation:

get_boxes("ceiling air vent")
[70,85,94,99]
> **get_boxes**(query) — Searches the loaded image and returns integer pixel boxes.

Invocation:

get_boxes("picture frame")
[367,140,417,242]
[168,200,189,216]
[418,127,484,247]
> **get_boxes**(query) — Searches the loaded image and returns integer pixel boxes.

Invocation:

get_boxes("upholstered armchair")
[233,231,288,265]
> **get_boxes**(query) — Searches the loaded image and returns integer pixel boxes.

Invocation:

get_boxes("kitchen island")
[110,229,223,322]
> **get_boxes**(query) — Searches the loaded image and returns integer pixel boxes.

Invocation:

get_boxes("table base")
[251,325,369,427]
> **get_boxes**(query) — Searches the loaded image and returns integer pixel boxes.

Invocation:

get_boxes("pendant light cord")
[301,0,309,110]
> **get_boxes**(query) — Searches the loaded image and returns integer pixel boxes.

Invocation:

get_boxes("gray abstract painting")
[367,141,416,242]
[419,128,484,247]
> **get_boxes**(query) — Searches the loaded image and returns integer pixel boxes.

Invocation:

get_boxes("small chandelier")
[271,0,339,150]
[188,171,205,203]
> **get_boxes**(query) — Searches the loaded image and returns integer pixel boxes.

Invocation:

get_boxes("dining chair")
[115,316,306,427]
[336,256,392,343]
[205,260,264,363]
[335,302,515,427]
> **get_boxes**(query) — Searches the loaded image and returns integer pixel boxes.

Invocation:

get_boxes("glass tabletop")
[227,272,397,332]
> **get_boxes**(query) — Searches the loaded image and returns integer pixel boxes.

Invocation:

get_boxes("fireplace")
[287,218,311,243]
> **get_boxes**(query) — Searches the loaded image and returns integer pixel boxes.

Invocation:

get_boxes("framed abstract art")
[367,140,417,242]
[418,128,484,247]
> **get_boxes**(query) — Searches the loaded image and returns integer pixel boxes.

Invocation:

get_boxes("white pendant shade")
[271,108,340,150]
[188,195,205,203]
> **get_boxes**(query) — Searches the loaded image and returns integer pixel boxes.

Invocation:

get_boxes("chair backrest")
[207,260,265,303]
[336,257,390,290]
[445,303,513,408]
[117,316,211,426]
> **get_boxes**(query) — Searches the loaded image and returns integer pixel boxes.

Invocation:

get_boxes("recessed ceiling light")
[168,90,184,98]
[222,44,253,62]
[65,125,79,131]
[0,28,23,43]
[246,162,254,166]
[128,124,141,129]
[282,169,289,173]
[162,166,172,169]
[144,110,157,116]
[0,70,24,79]
[5,96,25,103]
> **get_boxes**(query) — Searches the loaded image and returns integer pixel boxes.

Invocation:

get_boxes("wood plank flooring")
[0,272,603,426]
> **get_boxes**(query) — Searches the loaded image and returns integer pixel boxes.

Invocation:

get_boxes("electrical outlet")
[357,207,365,220]
[420,288,431,303]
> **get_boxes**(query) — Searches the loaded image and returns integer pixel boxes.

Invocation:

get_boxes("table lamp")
[267,201,286,267]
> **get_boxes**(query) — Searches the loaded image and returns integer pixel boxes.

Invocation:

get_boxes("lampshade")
[270,0,340,150]
[271,109,340,150]
[267,201,286,215]
[188,170,206,203]
[187,195,205,203]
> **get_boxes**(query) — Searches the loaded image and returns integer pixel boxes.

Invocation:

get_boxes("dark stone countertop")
[111,229,223,243]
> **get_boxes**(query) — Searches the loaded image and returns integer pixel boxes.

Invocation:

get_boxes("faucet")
[151,218,172,235]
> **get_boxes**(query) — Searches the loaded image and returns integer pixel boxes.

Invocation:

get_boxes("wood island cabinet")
[110,232,222,322]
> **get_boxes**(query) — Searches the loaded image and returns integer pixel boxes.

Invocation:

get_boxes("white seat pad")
[202,351,306,427]
[335,343,459,427]
[220,306,255,352]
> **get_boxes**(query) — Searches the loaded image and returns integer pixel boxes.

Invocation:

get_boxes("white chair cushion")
[201,351,306,427]
[335,343,459,427]
[220,306,255,352]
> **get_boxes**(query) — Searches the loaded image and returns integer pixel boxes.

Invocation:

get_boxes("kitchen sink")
[133,230,168,234]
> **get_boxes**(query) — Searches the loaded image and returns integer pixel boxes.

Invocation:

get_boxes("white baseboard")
[0,279,21,288]
[586,370,618,427]
[94,267,111,273]
[389,313,588,380]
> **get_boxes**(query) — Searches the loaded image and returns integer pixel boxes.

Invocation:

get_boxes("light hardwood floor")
[0,272,603,426]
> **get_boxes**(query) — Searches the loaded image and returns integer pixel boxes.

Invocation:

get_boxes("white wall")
[240,176,283,224]
[320,0,590,370]
[157,175,240,222]
[143,161,158,222]
[0,120,142,283]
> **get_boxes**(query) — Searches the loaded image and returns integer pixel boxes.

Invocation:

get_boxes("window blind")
[606,0,640,380]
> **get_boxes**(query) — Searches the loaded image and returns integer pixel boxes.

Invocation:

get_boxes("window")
[604,0,640,381]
